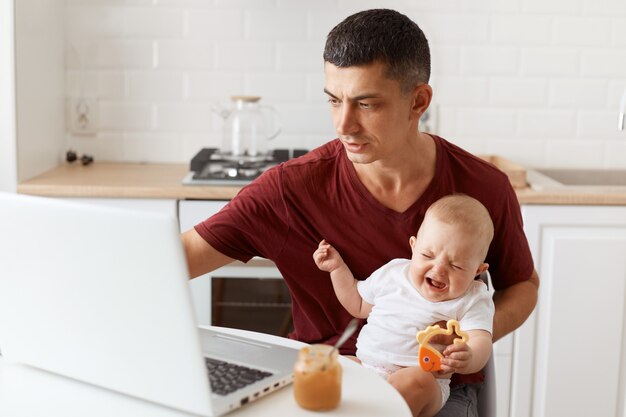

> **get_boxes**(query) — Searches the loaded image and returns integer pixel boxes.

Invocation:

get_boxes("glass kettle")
[212,96,281,162]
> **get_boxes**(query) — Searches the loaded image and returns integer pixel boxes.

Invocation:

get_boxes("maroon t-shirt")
[195,135,534,385]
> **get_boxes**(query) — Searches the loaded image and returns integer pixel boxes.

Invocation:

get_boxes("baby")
[313,194,495,417]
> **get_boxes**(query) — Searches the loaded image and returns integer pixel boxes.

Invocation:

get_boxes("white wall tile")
[66,41,100,70]
[546,140,605,167]
[518,110,577,137]
[277,41,325,71]
[491,15,552,44]
[124,7,184,37]
[157,0,214,7]
[605,141,626,167]
[613,19,626,45]
[244,73,307,101]
[275,102,334,135]
[155,102,213,132]
[65,5,126,38]
[186,9,244,40]
[402,0,463,13]
[96,40,153,69]
[549,79,607,107]
[464,0,522,13]
[303,133,334,151]
[186,72,245,100]
[245,10,306,40]
[457,108,517,137]
[437,106,458,137]
[460,46,520,75]
[608,80,626,106]
[550,79,607,108]
[421,13,490,44]
[305,72,327,103]
[553,17,611,46]
[307,11,348,40]
[521,47,579,76]
[523,0,582,14]
[485,139,547,167]
[489,78,548,106]
[449,135,488,155]
[270,133,311,152]
[214,0,277,8]
[66,71,127,98]
[581,50,626,77]
[432,45,461,75]
[66,132,125,162]
[121,132,184,162]
[577,110,626,137]
[156,40,214,69]
[338,0,407,14]
[277,0,337,9]
[99,102,153,130]
[128,71,183,100]
[62,3,626,168]
[583,0,626,16]
[431,76,489,105]
[215,41,275,70]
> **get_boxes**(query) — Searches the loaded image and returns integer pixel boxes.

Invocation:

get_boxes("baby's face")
[408,217,487,302]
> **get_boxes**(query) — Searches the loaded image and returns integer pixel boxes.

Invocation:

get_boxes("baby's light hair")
[424,194,494,260]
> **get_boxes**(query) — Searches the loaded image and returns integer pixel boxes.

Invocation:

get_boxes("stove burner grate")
[184,148,307,185]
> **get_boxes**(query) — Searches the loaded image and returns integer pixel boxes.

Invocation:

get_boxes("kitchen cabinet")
[508,205,626,417]
[68,198,177,217]
[493,332,514,417]
[0,0,65,192]
[178,200,283,326]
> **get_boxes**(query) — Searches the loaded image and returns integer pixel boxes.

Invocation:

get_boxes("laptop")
[0,192,298,416]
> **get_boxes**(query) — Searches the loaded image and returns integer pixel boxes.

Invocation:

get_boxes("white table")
[0,326,411,417]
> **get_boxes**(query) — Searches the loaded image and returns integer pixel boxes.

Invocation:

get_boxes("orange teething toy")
[416,320,468,372]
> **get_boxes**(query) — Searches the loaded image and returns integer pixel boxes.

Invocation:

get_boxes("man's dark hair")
[323,9,431,93]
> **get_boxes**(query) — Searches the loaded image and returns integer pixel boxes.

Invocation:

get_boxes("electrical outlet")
[420,103,438,133]
[70,97,98,135]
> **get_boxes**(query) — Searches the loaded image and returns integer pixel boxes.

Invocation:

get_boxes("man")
[182,9,539,417]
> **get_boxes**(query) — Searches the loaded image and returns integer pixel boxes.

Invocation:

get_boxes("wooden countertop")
[17,162,242,200]
[17,162,626,205]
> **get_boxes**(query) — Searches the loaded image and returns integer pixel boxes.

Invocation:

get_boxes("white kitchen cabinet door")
[493,333,514,417]
[511,205,626,417]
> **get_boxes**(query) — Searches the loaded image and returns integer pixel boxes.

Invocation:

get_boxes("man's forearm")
[492,269,539,342]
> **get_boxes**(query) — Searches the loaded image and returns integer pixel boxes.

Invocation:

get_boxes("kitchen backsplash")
[65,0,626,168]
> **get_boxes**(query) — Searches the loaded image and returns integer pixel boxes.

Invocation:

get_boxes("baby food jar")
[293,344,342,411]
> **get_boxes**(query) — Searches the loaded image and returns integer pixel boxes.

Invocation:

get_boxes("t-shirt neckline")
[341,134,443,219]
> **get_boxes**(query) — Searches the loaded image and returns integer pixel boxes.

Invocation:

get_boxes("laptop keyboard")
[204,357,273,396]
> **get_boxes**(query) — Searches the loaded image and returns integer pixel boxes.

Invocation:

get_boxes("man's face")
[323,61,420,165]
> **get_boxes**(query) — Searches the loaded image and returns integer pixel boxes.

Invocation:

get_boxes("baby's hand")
[439,340,472,375]
[313,239,344,273]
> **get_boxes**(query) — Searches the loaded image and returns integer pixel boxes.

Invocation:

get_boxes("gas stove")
[182,148,308,185]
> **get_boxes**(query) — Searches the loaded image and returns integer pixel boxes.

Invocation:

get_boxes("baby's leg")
[387,367,442,417]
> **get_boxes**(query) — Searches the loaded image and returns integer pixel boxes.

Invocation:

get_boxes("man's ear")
[411,83,432,121]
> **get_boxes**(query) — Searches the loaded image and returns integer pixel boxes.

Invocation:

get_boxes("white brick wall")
[65,0,626,168]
